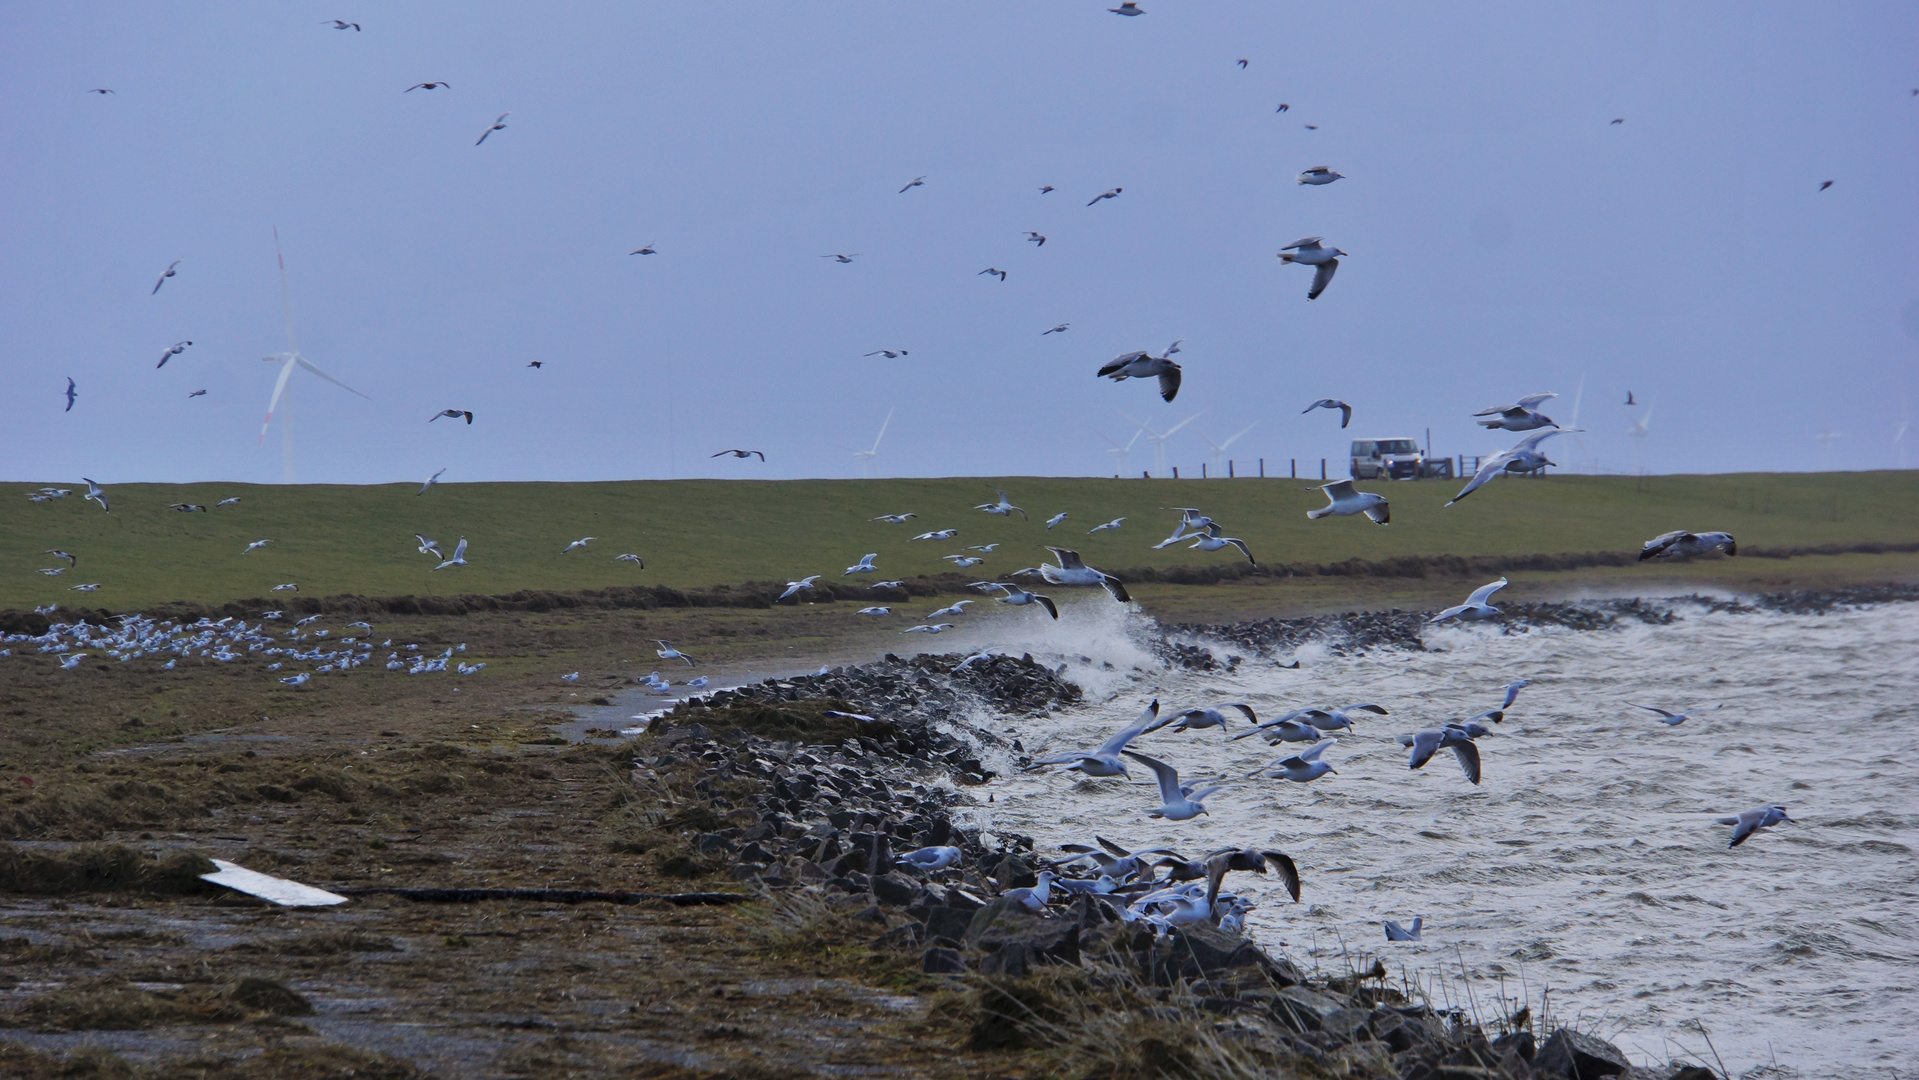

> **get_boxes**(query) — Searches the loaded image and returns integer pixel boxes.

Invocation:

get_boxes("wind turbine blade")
[273,226,298,354]
[1224,420,1260,448]
[295,357,372,400]
[1161,413,1203,439]
[1569,374,1584,427]
[870,407,894,454]
[260,357,297,443]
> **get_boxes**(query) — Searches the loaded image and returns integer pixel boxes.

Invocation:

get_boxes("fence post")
[1228,460,1235,478]
[1320,458,1326,480]
[1259,458,1265,478]
[1201,463,1207,479]
[1143,470,1150,479]
[1172,466,1180,479]
[1290,459,1296,478]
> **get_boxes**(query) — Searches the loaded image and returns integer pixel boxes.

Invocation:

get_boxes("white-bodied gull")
[1429,578,1508,623]
[1308,480,1388,524]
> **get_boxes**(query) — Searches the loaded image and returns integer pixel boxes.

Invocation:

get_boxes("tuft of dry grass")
[0,843,214,896]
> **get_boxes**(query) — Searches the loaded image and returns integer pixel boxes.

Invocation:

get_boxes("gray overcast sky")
[4,2,1916,485]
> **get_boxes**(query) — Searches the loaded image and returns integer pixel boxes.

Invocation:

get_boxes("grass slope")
[5,472,1915,611]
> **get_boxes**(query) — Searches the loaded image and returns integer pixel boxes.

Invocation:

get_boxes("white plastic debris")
[198,859,348,907]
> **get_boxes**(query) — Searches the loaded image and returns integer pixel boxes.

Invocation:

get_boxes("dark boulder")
[921,946,966,974]
[1535,1028,1630,1080]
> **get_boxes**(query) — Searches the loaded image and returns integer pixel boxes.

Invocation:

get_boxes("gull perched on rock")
[1303,398,1352,428]
[1123,751,1223,821]
[779,575,820,601]
[1308,480,1388,524]
[1474,392,1557,431]
[843,553,878,576]
[872,513,917,523]
[1278,237,1346,300]
[562,537,595,554]
[1251,740,1337,783]
[1397,727,1481,785]
[1087,517,1125,534]
[83,478,109,512]
[1097,351,1181,402]
[1639,531,1737,560]
[1297,166,1345,185]
[655,641,695,667]
[1447,428,1576,505]
[1001,872,1059,913]
[1030,700,1162,777]
[1429,578,1508,623]
[1150,703,1257,734]
[986,583,1057,619]
[1040,547,1130,602]
[911,529,957,541]
[1631,702,1722,726]
[975,490,1027,519]
[897,845,962,872]
[1716,804,1791,847]
[433,537,468,570]
[152,258,183,294]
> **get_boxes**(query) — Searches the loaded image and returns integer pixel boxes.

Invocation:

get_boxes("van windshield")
[1375,440,1419,454]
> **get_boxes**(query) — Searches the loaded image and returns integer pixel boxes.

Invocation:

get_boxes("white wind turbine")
[259,228,370,483]
[1097,428,1144,475]
[1199,421,1260,472]
[1627,402,1653,476]
[1895,401,1911,469]
[1814,419,1846,470]
[853,407,893,478]
[1125,411,1201,476]
[1565,374,1595,474]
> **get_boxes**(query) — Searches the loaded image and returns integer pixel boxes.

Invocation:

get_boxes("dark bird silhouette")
[188,389,207,398]
[629,243,657,255]
[431,409,473,424]
[1611,118,1624,124]
[711,449,765,461]
[64,378,77,412]
[822,253,860,263]
[475,112,509,145]
[1237,59,1249,69]
[1109,1,1144,13]
[1275,103,1289,112]
[980,268,1007,281]
[405,82,450,91]
[323,19,361,30]
[88,88,115,94]
[863,350,908,358]
[1025,231,1046,246]
[1819,180,1834,191]
[1042,323,1069,335]
[1303,124,1318,130]
[527,361,543,369]
[1039,185,1054,194]
[157,340,192,368]
[168,503,207,513]
[1625,390,1635,405]
[1086,187,1122,206]
[899,176,925,193]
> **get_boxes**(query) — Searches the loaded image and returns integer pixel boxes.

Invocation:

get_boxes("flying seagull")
[902,623,954,635]
[433,537,468,570]
[1429,578,1508,623]
[910,529,958,541]
[157,340,192,368]
[863,349,908,358]
[843,553,878,576]
[1044,512,1067,529]
[1039,546,1130,602]
[475,112,509,145]
[1026,232,1046,247]
[168,503,207,513]
[1087,188,1123,206]
[1297,166,1344,185]
[418,467,446,495]
[414,535,442,559]
[1397,727,1482,784]
[1042,323,1069,335]
[188,389,207,398]
[986,582,1058,619]
[430,409,473,424]
[871,513,917,523]
[1302,398,1351,428]
[152,258,183,295]
[1030,700,1161,777]
[1237,59,1249,68]
[65,378,77,412]
[1631,702,1722,726]
[1610,118,1624,125]
[1275,103,1289,112]
[899,176,925,193]
[1123,751,1222,821]
[1250,740,1337,783]
[629,243,657,255]
[405,82,450,91]
[83,478,109,513]
[562,537,596,554]
[616,553,644,566]
[1307,480,1388,524]
[1278,237,1346,300]
[243,539,272,553]
[712,448,765,460]
[1447,428,1576,505]
[1149,703,1257,734]
[1087,517,1124,534]
[1097,350,1181,402]
[974,490,1026,519]
[1639,531,1736,560]
[980,268,1007,281]
[1625,390,1635,405]
[1497,680,1530,709]
[1039,185,1054,194]
[778,575,821,601]
[655,641,695,667]
[323,19,361,30]
[1716,804,1791,847]
[1186,523,1255,564]
[1109,2,1144,14]
[822,253,860,263]
[1474,392,1558,431]
[89,88,115,94]
[1819,180,1833,192]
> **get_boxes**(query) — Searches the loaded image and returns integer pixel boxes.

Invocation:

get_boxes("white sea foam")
[984,600,1919,1078]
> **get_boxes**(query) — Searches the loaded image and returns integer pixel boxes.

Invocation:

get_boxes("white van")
[1350,437,1450,480]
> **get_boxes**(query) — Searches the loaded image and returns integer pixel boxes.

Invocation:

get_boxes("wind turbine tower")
[259,228,370,483]
[853,407,893,479]
[1200,421,1260,472]
[1125,411,1201,475]
[1627,403,1653,476]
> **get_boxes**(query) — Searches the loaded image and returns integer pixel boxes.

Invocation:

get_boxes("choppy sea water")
[951,598,1918,1077]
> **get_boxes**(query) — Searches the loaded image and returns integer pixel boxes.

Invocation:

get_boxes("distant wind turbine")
[259,228,369,482]
[1895,401,1911,469]
[1199,421,1260,472]
[1565,374,1595,474]
[1627,402,1653,476]
[1125,410,1201,475]
[1097,428,1144,475]
[853,407,893,478]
